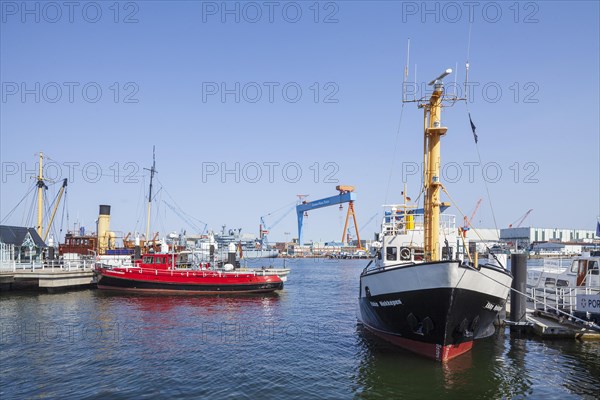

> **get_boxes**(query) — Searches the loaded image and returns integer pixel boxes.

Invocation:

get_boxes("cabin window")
[544,277,556,287]
[386,247,398,261]
[442,246,454,260]
[589,261,599,275]
[143,256,154,264]
[570,261,579,273]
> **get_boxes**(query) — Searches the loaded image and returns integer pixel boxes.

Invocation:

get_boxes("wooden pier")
[0,263,95,292]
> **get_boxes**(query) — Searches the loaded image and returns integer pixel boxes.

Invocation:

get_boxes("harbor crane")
[296,185,362,249]
[460,198,482,237]
[259,203,296,249]
[509,209,533,228]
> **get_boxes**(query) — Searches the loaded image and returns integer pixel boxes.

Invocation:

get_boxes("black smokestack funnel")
[99,205,111,216]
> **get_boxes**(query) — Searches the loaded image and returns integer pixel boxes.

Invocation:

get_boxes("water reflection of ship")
[354,324,526,398]
[97,291,281,315]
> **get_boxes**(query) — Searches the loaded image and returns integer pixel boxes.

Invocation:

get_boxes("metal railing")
[381,213,456,236]
[0,258,96,272]
[102,265,284,278]
[532,286,600,315]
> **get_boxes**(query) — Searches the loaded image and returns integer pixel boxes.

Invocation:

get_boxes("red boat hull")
[362,321,473,361]
[95,267,284,294]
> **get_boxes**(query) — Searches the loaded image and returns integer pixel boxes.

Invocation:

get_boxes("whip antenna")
[454,62,458,98]
[403,38,410,102]
[464,22,473,102]
[414,64,417,101]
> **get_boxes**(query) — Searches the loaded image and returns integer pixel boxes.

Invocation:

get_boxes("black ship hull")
[359,261,512,361]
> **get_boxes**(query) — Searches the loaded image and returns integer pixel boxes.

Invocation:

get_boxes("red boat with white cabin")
[95,252,288,294]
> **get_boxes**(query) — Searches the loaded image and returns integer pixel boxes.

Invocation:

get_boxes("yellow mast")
[36,152,45,237]
[423,70,451,262]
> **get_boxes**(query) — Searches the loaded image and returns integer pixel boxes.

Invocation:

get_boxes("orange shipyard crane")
[460,198,483,237]
[458,198,482,264]
[509,209,533,228]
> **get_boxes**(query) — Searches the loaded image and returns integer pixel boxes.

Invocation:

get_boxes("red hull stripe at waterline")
[364,322,473,362]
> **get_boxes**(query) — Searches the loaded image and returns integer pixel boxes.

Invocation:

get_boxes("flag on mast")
[468,113,478,144]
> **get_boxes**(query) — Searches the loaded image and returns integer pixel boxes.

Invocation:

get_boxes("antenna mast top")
[428,69,453,87]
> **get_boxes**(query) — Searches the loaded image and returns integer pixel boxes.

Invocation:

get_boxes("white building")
[464,228,501,253]
[530,242,584,255]
[500,227,597,249]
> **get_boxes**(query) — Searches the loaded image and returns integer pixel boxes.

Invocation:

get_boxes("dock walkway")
[0,261,95,292]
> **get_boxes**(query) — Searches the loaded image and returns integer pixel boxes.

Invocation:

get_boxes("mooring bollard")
[510,253,527,330]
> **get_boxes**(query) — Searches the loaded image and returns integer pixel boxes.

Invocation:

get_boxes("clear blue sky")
[1,1,599,243]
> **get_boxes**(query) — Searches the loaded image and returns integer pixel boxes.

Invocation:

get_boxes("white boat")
[527,253,600,322]
[528,254,599,291]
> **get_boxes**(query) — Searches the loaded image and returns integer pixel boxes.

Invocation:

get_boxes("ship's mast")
[144,146,157,241]
[422,70,451,262]
[36,152,47,237]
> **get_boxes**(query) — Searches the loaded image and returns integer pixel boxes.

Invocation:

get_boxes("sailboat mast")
[424,70,451,262]
[145,146,157,241]
[36,152,45,237]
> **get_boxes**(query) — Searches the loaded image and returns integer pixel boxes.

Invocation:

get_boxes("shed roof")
[0,225,47,247]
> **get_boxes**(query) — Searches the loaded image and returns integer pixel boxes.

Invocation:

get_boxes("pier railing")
[532,286,600,316]
[381,213,456,236]
[0,259,96,272]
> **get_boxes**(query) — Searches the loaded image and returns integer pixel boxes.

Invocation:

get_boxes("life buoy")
[400,247,411,260]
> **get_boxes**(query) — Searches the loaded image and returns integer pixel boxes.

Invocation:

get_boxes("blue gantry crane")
[296,185,362,248]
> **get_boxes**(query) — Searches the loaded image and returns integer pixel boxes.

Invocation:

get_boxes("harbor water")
[1,259,599,399]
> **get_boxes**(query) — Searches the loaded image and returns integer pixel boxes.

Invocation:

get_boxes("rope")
[1,184,36,224]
